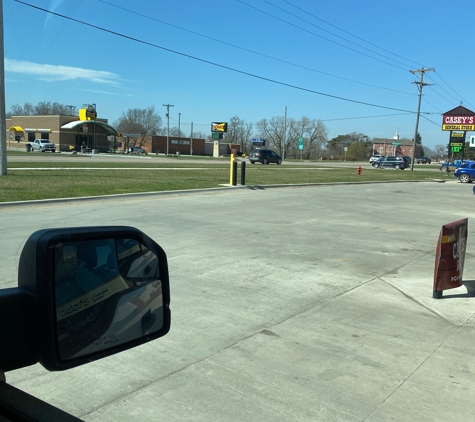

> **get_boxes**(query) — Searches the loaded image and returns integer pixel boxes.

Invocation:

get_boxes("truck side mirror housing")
[6,226,171,372]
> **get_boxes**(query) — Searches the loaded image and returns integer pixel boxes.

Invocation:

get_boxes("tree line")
[8,101,444,159]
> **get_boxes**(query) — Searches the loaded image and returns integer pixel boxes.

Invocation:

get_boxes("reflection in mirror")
[54,238,164,360]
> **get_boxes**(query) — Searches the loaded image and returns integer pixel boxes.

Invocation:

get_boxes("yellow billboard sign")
[442,124,475,131]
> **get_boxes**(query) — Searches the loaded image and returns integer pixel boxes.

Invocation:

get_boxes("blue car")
[454,161,475,183]
[439,159,465,172]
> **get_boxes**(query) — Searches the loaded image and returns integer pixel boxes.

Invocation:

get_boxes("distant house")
[372,130,422,157]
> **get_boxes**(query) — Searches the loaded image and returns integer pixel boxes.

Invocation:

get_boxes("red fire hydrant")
[356,165,362,176]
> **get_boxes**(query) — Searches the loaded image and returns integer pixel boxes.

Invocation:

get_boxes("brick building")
[372,130,421,157]
[6,114,241,156]
[6,114,117,152]
[123,135,241,157]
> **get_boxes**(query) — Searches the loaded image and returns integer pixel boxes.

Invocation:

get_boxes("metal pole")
[93,103,96,153]
[178,112,181,155]
[241,161,246,185]
[163,104,174,155]
[0,0,7,175]
[190,122,193,155]
[283,106,287,160]
[232,161,237,186]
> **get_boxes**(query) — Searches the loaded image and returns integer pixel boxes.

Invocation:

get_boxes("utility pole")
[178,112,181,155]
[190,122,193,155]
[0,0,7,176]
[283,106,287,160]
[409,67,434,171]
[163,104,174,155]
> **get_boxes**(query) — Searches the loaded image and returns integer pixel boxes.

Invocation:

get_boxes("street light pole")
[283,106,287,160]
[92,103,96,152]
[163,104,174,155]
[0,0,7,175]
[178,112,181,155]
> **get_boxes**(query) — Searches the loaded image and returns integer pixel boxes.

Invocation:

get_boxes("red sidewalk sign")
[433,218,468,299]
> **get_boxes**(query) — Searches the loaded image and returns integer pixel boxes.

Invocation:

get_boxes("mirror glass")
[54,238,164,360]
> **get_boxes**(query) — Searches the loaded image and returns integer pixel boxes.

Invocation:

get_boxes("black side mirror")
[1,226,171,372]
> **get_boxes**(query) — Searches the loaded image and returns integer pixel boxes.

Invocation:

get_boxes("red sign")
[433,218,467,298]
[442,115,475,125]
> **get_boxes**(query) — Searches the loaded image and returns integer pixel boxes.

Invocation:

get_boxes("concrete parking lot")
[1,178,475,421]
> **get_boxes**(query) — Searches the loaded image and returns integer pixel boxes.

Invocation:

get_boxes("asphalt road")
[1,178,475,421]
[6,149,443,171]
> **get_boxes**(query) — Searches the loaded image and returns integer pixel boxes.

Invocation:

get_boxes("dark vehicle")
[129,147,146,155]
[402,156,412,164]
[454,161,475,183]
[372,156,409,170]
[417,156,431,164]
[249,149,282,165]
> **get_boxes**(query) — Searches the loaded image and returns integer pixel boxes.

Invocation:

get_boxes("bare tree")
[433,144,447,161]
[192,131,207,139]
[168,127,186,137]
[7,101,69,116]
[113,106,162,147]
[255,117,286,156]
[298,118,328,159]
[256,116,328,159]
[223,116,253,153]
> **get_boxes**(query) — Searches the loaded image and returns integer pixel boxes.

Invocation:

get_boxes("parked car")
[372,156,409,170]
[30,139,56,153]
[439,160,464,172]
[417,156,431,164]
[129,147,146,155]
[402,156,412,164]
[249,149,282,165]
[454,161,475,183]
[369,154,385,163]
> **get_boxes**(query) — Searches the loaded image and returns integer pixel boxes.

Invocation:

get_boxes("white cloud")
[81,89,137,98]
[5,59,121,85]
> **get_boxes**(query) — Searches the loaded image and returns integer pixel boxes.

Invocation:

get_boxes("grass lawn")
[0,155,445,202]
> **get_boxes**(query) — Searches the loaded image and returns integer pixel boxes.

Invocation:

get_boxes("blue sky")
[4,0,475,149]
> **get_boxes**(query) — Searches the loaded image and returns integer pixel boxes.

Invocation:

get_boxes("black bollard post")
[241,161,246,186]
[232,161,238,186]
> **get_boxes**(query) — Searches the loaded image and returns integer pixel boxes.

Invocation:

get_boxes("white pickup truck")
[30,139,56,153]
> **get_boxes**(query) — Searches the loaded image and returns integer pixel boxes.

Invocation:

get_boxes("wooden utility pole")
[409,67,434,171]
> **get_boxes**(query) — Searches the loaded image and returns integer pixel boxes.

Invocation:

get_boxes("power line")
[14,0,419,114]
[426,73,474,109]
[280,0,427,69]
[98,0,413,96]
[420,114,441,127]
[322,113,413,122]
[236,0,412,71]
[257,0,417,69]
[254,0,469,111]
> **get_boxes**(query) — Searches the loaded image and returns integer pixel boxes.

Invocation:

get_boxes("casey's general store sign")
[442,115,475,131]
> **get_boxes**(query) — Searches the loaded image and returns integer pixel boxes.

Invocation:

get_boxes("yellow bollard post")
[229,154,234,184]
